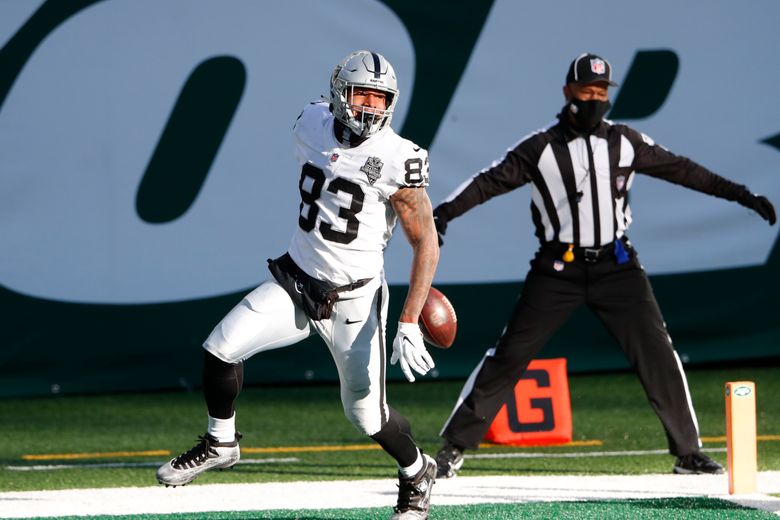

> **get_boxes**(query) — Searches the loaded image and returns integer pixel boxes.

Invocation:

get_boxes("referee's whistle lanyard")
[562,118,629,266]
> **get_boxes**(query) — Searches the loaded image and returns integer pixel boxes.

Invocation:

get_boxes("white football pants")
[203,276,390,436]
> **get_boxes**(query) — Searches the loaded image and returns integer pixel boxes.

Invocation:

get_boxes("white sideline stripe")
[468,447,727,460]
[0,472,778,518]
[6,448,730,470]
[5,457,299,472]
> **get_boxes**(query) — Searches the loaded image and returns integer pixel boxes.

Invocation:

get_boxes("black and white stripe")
[370,52,382,79]
[438,116,749,248]
[528,128,633,247]
[441,123,631,247]
[375,283,387,426]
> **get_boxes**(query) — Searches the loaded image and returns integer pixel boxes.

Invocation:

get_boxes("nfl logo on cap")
[590,58,606,74]
[567,53,618,87]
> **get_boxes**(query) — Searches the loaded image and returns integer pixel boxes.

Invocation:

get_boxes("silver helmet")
[329,50,398,138]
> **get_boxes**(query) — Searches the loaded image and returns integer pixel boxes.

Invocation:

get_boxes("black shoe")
[390,454,436,520]
[434,442,464,479]
[673,451,725,475]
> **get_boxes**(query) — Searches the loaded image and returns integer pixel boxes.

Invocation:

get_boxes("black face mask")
[568,97,611,131]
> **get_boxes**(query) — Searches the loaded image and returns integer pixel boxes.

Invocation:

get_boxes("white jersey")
[287,102,429,286]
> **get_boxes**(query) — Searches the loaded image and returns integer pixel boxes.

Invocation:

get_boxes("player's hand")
[433,206,448,246]
[391,321,435,382]
[741,194,776,225]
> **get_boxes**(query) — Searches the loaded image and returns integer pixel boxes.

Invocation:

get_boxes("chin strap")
[334,119,368,147]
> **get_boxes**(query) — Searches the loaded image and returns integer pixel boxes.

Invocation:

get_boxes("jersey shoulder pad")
[294,101,331,135]
[612,123,667,150]
[516,126,553,154]
[392,136,429,188]
[609,122,643,142]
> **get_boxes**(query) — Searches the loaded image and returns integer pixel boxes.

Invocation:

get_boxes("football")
[419,287,457,349]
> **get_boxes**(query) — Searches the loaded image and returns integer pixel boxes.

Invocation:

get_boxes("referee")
[433,52,776,478]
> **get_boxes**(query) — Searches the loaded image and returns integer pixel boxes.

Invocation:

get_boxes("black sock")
[370,406,419,467]
[202,351,244,419]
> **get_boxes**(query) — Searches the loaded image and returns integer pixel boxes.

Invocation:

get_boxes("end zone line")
[11,447,733,470]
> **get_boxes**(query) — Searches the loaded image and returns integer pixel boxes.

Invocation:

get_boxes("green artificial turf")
[1,365,778,492]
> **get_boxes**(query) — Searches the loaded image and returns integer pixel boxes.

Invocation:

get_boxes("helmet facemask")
[344,84,395,137]
[329,50,399,138]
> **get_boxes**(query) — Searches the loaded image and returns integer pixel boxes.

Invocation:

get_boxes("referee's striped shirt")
[438,111,752,248]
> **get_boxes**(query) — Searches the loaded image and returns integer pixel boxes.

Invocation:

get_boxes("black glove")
[740,194,776,226]
[432,206,448,246]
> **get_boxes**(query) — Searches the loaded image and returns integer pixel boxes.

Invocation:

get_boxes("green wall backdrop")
[1,0,778,397]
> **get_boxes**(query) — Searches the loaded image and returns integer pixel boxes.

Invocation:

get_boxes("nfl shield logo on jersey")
[590,58,606,74]
[360,156,384,185]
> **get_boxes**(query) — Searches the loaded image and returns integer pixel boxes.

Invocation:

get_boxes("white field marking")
[5,458,299,472]
[467,447,727,460]
[0,472,778,518]
[6,448,728,471]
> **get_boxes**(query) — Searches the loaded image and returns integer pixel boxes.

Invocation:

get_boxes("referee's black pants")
[440,241,702,456]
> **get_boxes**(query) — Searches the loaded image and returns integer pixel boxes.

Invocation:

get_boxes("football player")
[157,50,439,520]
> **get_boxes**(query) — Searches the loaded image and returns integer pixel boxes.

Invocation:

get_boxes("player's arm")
[624,126,776,225]
[390,186,440,323]
[389,186,439,382]
[434,138,536,243]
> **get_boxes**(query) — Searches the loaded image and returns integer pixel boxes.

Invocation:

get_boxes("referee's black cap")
[566,53,618,87]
